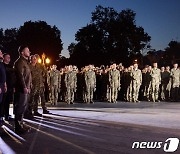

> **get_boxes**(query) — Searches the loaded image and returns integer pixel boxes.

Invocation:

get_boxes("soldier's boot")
[90,99,94,104]
[147,96,151,101]
[113,99,117,103]
[70,97,74,104]
[70,96,74,104]
[34,111,42,117]
[14,120,30,135]
[54,98,58,105]
[43,109,50,114]
[132,99,135,103]
[155,93,160,102]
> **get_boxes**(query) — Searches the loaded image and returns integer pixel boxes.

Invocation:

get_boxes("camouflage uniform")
[64,70,77,104]
[84,69,96,103]
[131,68,142,102]
[170,68,180,101]
[151,68,161,102]
[108,69,121,103]
[48,68,61,105]
[30,63,47,113]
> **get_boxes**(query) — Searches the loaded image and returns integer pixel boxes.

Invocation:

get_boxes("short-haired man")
[2,53,15,121]
[14,45,32,134]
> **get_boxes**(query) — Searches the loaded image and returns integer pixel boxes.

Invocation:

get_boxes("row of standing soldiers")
[47,62,180,104]
[47,64,96,104]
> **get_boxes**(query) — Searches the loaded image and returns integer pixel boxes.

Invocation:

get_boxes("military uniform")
[131,68,142,102]
[48,69,61,105]
[170,68,180,101]
[30,63,48,114]
[64,70,77,104]
[150,68,161,102]
[108,69,120,103]
[84,69,96,103]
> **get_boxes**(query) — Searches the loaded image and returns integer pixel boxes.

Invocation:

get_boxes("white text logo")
[132,138,179,152]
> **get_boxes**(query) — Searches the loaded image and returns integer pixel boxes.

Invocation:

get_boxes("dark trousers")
[171,87,179,102]
[14,92,29,123]
[0,93,4,118]
[0,85,4,118]
[1,90,13,118]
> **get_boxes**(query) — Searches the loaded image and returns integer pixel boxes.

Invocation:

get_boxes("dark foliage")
[69,5,151,67]
[0,21,63,64]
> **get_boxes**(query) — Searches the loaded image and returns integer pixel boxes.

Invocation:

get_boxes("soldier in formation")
[170,63,180,102]
[34,61,179,105]
[131,63,142,102]
[108,64,121,103]
[150,62,161,102]
[47,65,61,105]
[64,65,77,104]
[84,65,96,103]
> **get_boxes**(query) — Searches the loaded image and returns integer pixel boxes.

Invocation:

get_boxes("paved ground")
[0,101,180,154]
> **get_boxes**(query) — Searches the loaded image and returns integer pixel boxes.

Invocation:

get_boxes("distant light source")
[46,58,50,64]
[38,58,42,63]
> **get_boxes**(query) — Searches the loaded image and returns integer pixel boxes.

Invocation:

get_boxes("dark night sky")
[0,0,180,57]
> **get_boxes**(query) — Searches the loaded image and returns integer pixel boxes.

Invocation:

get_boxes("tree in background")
[69,5,151,67]
[0,21,63,64]
[18,21,63,63]
[164,41,180,65]
[0,28,19,64]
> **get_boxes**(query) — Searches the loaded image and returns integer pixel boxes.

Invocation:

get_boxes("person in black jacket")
[0,50,7,124]
[2,53,15,121]
[14,45,32,134]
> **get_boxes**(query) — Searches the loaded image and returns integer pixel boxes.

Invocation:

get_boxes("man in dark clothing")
[0,50,7,124]
[14,46,32,134]
[2,53,15,121]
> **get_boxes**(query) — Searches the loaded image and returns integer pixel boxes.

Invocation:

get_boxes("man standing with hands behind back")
[14,45,32,134]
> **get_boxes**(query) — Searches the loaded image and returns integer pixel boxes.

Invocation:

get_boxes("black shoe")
[0,118,5,126]
[34,112,42,116]
[22,124,31,132]
[24,114,34,120]
[5,116,14,121]
[15,127,28,135]
[43,110,50,114]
